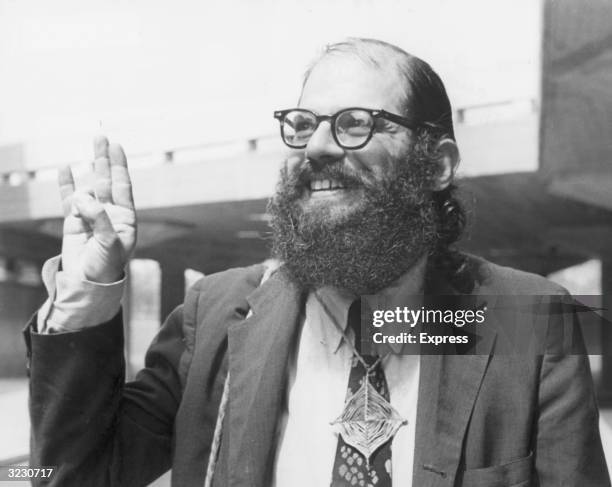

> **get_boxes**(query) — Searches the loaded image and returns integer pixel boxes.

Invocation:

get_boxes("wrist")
[84,269,125,284]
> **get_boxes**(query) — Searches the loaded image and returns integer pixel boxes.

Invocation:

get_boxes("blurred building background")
[0,0,610,485]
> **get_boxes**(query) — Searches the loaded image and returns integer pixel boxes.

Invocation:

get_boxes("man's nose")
[305,121,344,170]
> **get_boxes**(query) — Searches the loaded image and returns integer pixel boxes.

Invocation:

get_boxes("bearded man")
[25,38,609,487]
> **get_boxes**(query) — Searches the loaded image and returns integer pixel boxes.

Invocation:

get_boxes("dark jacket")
[24,257,610,486]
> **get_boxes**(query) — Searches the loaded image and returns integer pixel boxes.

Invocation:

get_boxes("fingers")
[59,136,134,218]
[58,165,76,217]
[109,143,135,210]
[93,135,113,204]
[72,191,118,249]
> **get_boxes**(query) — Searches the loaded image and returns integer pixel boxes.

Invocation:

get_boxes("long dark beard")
[268,135,441,295]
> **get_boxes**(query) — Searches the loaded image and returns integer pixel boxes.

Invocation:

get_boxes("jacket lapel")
[412,269,496,487]
[226,268,305,487]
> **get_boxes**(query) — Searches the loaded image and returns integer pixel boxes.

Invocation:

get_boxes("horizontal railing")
[0,98,537,188]
[0,133,280,187]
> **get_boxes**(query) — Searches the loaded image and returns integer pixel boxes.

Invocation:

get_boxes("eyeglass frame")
[273,107,422,150]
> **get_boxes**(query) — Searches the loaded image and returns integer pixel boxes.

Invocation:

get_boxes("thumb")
[72,191,117,249]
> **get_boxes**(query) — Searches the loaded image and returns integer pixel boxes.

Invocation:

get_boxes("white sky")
[0,0,541,169]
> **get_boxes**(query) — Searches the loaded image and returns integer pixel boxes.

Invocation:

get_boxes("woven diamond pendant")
[331,375,407,465]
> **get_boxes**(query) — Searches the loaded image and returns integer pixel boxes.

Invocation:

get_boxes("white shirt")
[273,287,420,487]
[36,256,125,333]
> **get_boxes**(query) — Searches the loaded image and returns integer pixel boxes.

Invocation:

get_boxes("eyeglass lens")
[282,111,317,147]
[282,109,375,148]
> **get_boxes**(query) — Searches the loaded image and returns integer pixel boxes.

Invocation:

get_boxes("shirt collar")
[306,256,428,354]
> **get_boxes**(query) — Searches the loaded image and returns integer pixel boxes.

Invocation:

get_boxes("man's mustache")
[288,160,372,190]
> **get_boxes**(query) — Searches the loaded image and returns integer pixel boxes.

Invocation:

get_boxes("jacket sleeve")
[534,297,610,486]
[25,303,189,487]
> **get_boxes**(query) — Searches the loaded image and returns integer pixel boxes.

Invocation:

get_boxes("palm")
[59,136,137,283]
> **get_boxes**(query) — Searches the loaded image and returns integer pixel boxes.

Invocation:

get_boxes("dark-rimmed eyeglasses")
[273,107,419,150]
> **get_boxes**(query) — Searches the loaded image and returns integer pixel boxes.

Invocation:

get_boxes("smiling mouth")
[309,178,347,192]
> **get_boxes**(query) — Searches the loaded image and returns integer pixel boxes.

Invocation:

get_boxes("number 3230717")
[1,467,55,480]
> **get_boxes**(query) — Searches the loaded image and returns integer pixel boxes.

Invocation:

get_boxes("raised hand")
[59,136,137,283]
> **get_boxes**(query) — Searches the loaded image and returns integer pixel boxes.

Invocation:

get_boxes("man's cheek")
[286,153,306,170]
[279,159,304,187]
[350,150,396,182]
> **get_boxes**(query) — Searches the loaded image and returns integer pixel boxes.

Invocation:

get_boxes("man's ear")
[432,138,460,191]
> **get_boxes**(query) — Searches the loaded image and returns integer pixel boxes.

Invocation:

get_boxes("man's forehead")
[298,55,406,114]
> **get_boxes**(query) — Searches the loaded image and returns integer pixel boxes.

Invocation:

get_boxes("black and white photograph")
[1,0,612,485]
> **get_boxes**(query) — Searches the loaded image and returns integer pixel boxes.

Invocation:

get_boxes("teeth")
[330,179,345,189]
[310,178,346,191]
